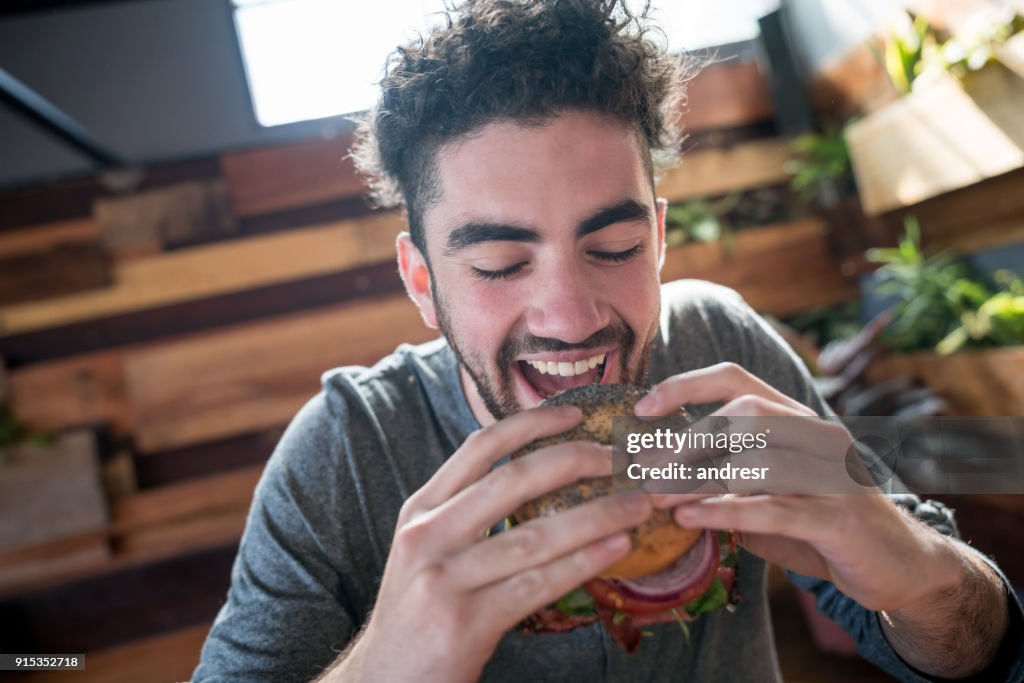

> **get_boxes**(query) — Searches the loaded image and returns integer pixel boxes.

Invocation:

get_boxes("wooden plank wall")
[220,134,366,217]
[0,213,404,335]
[0,58,861,678]
[846,64,1024,216]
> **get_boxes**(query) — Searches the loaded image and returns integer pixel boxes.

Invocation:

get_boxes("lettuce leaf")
[555,587,597,617]
[683,577,728,617]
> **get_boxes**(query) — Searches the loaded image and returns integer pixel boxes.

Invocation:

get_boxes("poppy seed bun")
[511,384,702,580]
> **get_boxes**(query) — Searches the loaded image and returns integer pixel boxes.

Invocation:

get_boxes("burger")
[511,384,738,652]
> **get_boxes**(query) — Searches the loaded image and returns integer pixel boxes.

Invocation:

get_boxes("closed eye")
[590,244,643,263]
[471,244,642,280]
[471,262,527,281]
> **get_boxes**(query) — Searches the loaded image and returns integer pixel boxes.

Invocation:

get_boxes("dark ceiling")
[0,0,353,191]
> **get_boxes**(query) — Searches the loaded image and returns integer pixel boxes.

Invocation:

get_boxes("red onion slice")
[611,529,718,603]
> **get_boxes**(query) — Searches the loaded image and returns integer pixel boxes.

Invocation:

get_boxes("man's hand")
[320,405,652,683]
[635,362,1010,678]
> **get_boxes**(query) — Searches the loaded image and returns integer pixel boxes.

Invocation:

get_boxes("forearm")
[312,618,487,683]
[881,534,1009,678]
[313,624,366,682]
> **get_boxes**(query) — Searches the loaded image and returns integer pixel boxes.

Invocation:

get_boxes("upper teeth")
[525,353,605,377]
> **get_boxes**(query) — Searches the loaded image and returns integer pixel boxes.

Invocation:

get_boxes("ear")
[396,232,439,329]
[655,197,668,271]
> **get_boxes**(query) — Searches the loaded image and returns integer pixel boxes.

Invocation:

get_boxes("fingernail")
[558,405,582,418]
[635,394,657,414]
[602,533,630,552]
[621,492,649,514]
[649,493,675,508]
[675,505,698,521]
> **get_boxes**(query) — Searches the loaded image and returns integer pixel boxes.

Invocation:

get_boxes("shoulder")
[259,337,453,503]
[659,279,759,344]
[320,337,450,417]
[655,279,828,413]
[654,279,765,373]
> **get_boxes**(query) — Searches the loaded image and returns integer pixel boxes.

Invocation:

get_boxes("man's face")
[414,110,664,420]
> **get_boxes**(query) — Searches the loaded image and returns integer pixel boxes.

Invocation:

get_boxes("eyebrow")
[444,223,539,256]
[443,198,651,256]
[576,199,651,238]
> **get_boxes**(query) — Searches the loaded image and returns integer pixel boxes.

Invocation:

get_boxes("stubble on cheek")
[432,281,521,419]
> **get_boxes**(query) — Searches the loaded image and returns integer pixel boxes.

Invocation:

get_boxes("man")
[193,1,1023,681]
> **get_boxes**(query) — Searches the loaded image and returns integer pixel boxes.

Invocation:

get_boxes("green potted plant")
[865,220,1024,415]
[846,9,1024,216]
[785,123,888,264]
[664,194,738,254]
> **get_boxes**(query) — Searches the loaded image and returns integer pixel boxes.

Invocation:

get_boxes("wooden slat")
[867,347,1024,417]
[847,64,1024,216]
[0,543,234,654]
[0,157,222,232]
[220,134,365,217]
[9,351,132,434]
[7,623,211,683]
[872,166,1024,250]
[0,525,232,600]
[0,465,262,596]
[0,211,405,335]
[134,429,282,489]
[932,218,1024,255]
[808,41,899,120]
[679,60,774,133]
[237,193,375,236]
[660,219,858,317]
[0,532,111,595]
[111,464,263,536]
[0,218,100,259]
[125,294,435,452]
[115,507,250,561]
[6,286,426,444]
[93,179,237,255]
[0,242,111,306]
[656,138,793,203]
[0,262,405,368]
[0,261,403,367]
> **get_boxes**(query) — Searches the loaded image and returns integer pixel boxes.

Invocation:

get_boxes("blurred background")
[1,0,1022,681]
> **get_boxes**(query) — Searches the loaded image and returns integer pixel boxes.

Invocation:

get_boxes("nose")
[524,260,609,344]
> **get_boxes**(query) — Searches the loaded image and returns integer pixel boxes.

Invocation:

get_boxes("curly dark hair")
[351,0,697,256]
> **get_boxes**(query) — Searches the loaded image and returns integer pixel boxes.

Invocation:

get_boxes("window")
[233,0,774,127]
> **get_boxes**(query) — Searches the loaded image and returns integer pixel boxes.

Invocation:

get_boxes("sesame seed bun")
[511,384,702,579]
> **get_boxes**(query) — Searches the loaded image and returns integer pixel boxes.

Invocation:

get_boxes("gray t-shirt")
[193,279,1023,682]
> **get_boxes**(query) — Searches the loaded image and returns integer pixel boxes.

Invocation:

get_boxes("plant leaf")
[684,577,728,617]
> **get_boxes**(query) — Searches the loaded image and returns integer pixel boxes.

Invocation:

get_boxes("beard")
[434,285,658,420]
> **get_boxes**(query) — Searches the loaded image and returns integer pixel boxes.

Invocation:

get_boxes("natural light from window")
[233,0,772,127]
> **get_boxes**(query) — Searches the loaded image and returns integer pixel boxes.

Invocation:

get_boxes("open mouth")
[516,350,612,400]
